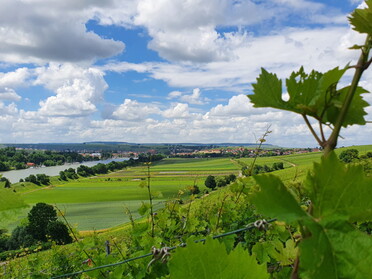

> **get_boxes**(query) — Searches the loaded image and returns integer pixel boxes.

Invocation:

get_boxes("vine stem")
[145,161,155,238]
[324,34,372,155]
[55,206,107,278]
[302,114,323,147]
[235,126,271,202]
[215,194,229,232]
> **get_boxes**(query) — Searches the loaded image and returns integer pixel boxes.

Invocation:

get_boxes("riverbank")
[0,158,129,183]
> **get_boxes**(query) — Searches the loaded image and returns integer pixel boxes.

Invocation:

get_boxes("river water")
[0,158,129,183]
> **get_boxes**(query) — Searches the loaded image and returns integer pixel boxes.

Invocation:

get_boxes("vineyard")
[1,2,372,278]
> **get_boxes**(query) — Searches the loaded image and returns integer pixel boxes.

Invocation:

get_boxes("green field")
[6,146,371,231]
[10,158,241,231]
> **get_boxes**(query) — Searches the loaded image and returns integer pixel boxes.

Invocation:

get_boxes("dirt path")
[279,158,297,167]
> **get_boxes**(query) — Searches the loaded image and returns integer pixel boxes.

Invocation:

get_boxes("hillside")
[1,145,371,278]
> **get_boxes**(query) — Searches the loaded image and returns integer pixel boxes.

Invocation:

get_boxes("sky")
[0,0,371,147]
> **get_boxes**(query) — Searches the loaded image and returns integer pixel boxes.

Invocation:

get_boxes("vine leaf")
[304,152,372,223]
[251,153,372,278]
[349,0,372,35]
[248,67,369,127]
[300,220,372,279]
[252,239,297,266]
[299,220,338,279]
[326,86,369,127]
[286,67,320,115]
[251,174,308,224]
[138,202,151,216]
[168,238,268,279]
[249,68,287,111]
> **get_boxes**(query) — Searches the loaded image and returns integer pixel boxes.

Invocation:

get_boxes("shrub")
[205,175,216,190]
[27,203,57,242]
[339,149,359,163]
[46,221,72,245]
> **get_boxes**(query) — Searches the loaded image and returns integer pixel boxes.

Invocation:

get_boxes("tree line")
[0,147,101,171]
[58,154,164,181]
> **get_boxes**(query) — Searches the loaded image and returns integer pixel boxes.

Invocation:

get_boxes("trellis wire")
[51,218,276,279]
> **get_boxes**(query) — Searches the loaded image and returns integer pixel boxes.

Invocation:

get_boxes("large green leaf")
[349,0,372,35]
[326,225,372,279]
[300,220,372,279]
[300,220,338,279]
[251,174,308,224]
[326,86,369,127]
[312,67,347,120]
[249,68,287,110]
[248,67,368,127]
[285,67,320,115]
[305,152,372,223]
[169,238,268,279]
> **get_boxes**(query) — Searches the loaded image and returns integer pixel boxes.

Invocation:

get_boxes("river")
[0,158,129,183]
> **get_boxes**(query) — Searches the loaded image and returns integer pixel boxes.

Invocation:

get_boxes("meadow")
[7,146,371,231]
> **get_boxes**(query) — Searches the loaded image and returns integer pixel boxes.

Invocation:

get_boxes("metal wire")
[51,218,276,279]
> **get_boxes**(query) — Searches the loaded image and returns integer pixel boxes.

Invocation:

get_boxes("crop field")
[12,159,241,231]
[7,146,371,231]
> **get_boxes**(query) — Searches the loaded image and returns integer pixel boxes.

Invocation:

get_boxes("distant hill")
[1,142,281,154]
[84,141,129,145]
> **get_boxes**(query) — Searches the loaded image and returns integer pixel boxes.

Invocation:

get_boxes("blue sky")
[0,0,371,147]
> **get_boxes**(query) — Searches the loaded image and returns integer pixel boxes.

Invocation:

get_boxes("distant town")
[0,142,322,165]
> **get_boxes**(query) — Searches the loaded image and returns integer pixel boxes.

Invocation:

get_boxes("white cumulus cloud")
[0,88,21,101]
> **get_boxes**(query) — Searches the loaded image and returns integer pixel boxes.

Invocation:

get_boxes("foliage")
[246,2,372,278]
[24,174,39,185]
[2,3,372,275]
[46,221,73,245]
[252,153,372,279]
[169,238,268,279]
[242,162,284,176]
[0,146,97,170]
[0,176,11,188]
[27,203,58,242]
[7,225,36,250]
[59,170,67,181]
[248,1,372,154]
[204,175,217,190]
[189,185,200,195]
[24,173,51,185]
[339,148,359,163]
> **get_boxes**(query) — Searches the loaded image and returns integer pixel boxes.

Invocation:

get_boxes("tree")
[36,174,50,185]
[27,203,58,242]
[0,162,9,171]
[92,163,108,174]
[0,229,9,252]
[227,174,237,183]
[59,171,67,181]
[25,174,39,185]
[339,148,359,163]
[272,162,284,170]
[0,177,11,188]
[46,221,72,245]
[205,175,216,190]
[263,164,272,173]
[189,185,200,195]
[215,176,227,187]
[64,168,78,179]
[7,225,35,250]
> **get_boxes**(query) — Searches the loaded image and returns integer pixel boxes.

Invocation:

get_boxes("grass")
[6,145,372,231]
